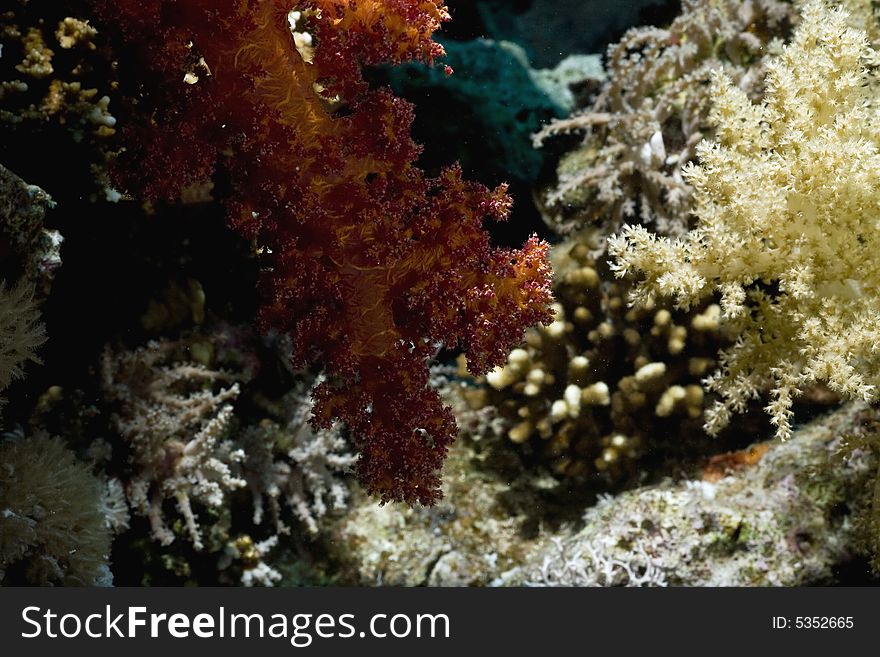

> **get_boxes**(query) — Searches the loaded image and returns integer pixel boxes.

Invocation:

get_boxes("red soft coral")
[90,0,553,503]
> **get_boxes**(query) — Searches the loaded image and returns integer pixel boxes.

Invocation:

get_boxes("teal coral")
[379,38,600,182]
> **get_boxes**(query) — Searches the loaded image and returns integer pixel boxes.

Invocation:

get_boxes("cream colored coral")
[609,0,880,440]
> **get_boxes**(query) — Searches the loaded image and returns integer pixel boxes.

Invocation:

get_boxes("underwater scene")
[2,0,880,587]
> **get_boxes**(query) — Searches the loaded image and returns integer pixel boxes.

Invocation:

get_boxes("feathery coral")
[608,0,880,441]
[87,0,553,504]
[0,279,45,401]
[0,433,112,586]
[534,0,795,243]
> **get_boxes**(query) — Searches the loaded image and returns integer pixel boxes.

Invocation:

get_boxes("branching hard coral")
[0,279,45,401]
[608,0,880,441]
[101,339,245,550]
[463,238,725,480]
[223,534,282,587]
[240,376,356,536]
[87,0,554,505]
[0,433,112,586]
[0,3,118,201]
[534,0,795,244]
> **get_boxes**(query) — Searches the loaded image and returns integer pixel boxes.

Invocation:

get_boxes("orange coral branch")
[90,0,553,503]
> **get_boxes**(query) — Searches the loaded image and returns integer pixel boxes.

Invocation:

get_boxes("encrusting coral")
[608,0,880,441]
[332,400,879,586]
[86,0,554,505]
[534,0,796,244]
[0,433,112,586]
[523,402,879,587]
[463,237,726,480]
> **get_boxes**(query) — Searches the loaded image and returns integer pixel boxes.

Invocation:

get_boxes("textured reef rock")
[521,402,877,586]
[0,163,61,295]
[332,402,878,586]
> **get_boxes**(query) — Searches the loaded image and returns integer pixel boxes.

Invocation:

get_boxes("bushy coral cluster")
[93,327,355,579]
[101,338,245,550]
[608,0,880,441]
[464,237,725,480]
[0,433,112,586]
[240,375,356,537]
[534,0,795,244]
[86,0,553,504]
[0,280,45,408]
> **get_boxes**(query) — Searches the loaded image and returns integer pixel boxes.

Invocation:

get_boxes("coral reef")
[87,0,554,504]
[522,402,877,586]
[240,376,356,537]
[471,0,677,67]
[608,0,880,440]
[332,401,878,586]
[376,38,602,183]
[535,0,795,243]
[463,237,726,480]
[0,433,112,586]
[2,0,879,591]
[0,163,61,294]
[329,423,538,586]
[0,165,52,414]
[83,327,355,583]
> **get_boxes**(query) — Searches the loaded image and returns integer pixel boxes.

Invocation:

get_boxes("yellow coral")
[609,0,880,440]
